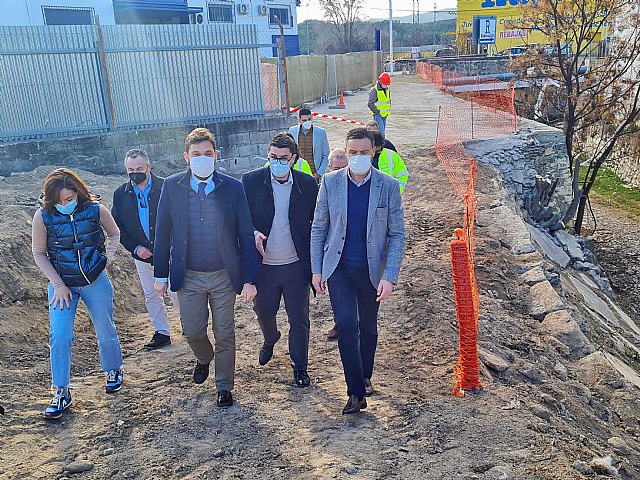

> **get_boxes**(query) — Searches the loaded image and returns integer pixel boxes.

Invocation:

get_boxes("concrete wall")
[426,56,511,76]
[0,116,294,178]
[266,51,383,107]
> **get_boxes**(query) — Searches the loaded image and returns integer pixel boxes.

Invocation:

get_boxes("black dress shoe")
[342,395,367,415]
[294,369,311,388]
[193,361,210,384]
[258,331,281,366]
[217,390,233,408]
[364,378,374,397]
[144,332,171,350]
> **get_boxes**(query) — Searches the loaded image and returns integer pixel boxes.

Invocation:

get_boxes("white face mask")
[348,155,372,175]
[190,155,215,178]
[301,120,312,131]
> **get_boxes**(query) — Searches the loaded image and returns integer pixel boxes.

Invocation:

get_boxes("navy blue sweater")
[341,179,371,266]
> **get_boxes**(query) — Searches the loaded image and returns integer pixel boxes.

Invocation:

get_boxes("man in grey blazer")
[288,108,330,180]
[311,127,406,415]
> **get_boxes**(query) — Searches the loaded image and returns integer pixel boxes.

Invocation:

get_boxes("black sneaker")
[217,390,233,408]
[144,332,171,350]
[294,369,311,388]
[193,361,210,384]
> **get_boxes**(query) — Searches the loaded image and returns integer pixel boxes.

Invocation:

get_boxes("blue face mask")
[55,200,77,215]
[269,160,292,178]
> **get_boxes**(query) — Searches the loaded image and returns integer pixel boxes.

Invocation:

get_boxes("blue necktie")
[198,182,207,200]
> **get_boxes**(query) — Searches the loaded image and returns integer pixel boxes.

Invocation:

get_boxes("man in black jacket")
[242,133,319,387]
[112,149,179,350]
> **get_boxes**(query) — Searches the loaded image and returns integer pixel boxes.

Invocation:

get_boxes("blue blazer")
[153,170,259,294]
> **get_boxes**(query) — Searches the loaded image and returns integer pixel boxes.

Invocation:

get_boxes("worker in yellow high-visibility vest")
[368,72,391,135]
[371,131,408,194]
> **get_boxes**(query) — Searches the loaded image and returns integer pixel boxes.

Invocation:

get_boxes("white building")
[0,0,299,57]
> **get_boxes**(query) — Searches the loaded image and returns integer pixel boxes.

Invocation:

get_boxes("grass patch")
[583,167,640,219]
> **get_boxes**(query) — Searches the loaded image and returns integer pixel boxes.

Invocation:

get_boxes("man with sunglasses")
[241,133,319,387]
[112,149,180,350]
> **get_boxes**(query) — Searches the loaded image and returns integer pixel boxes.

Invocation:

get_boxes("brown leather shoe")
[342,395,367,415]
[326,326,338,341]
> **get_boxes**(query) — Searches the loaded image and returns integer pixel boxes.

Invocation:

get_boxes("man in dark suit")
[242,133,319,387]
[153,128,258,408]
[112,149,179,350]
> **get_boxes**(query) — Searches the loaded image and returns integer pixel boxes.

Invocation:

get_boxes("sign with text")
[478,16,497,44]
[499,29,526,39]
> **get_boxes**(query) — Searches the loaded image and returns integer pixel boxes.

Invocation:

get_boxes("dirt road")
[0,76,638,480]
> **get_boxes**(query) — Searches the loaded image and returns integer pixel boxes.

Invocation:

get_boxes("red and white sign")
[499,29,526,39]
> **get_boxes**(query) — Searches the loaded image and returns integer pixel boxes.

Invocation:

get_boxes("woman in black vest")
[32,168,124,420]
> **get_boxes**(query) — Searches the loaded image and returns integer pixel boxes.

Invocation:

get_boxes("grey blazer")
[288,124,330,175]
[310,167,406,287]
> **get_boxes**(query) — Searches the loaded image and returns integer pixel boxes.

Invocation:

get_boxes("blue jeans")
[48,271,123,388]
[327,261,380,398]
[373,114,387,136]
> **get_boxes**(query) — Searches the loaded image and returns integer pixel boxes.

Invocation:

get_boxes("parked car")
[494,46,529,57]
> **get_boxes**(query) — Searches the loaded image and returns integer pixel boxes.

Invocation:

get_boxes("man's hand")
[154,281,168,297]
[313,173,321,180]
[376,280,394,302]
[136,246,153,260]
[50,285,73,310]
[312,273,325,294]
[242,283,257,303]
[254,231,267,259]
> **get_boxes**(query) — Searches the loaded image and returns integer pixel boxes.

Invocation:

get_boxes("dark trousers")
[327,261,380,398]
[253,261,310,370]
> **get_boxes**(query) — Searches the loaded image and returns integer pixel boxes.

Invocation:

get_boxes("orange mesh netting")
[418,61,517,396]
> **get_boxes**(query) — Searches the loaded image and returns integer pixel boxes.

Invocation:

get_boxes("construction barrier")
[419,61,518,396]
[289,107,366,126]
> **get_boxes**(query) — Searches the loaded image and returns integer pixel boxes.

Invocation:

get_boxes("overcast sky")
[300,0,458,22]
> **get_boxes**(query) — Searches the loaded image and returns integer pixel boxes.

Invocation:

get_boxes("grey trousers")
[177,269,237,391]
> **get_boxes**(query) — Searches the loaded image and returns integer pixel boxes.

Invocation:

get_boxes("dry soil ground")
[0,76,638,480]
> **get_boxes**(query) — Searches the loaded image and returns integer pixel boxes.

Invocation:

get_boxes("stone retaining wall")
[426,56,511,76]
[608,153,640,188]
[0,116,294,178]
[465,118,573,214]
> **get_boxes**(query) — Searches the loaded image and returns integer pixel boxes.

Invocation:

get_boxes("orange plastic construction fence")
[418,61,518,396]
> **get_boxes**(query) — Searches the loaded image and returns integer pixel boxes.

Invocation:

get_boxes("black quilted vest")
[41,201,107,286]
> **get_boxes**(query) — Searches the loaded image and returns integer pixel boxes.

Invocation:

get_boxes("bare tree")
[515,0,640,234]
[319,0,365,53]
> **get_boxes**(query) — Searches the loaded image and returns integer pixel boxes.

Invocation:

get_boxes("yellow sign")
[456,0,602,54]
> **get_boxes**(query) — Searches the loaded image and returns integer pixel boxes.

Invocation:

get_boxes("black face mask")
[129,172,148,186]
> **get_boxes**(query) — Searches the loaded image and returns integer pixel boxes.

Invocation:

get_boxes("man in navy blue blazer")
[153,128,259,408]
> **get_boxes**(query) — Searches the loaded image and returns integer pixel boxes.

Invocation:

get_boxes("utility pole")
[389,0,394,75]
[306,1,310,55]
[433,1,437,47]
[412,0,420,47]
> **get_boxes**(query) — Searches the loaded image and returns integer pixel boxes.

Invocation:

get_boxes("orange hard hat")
[379,72,391,86]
